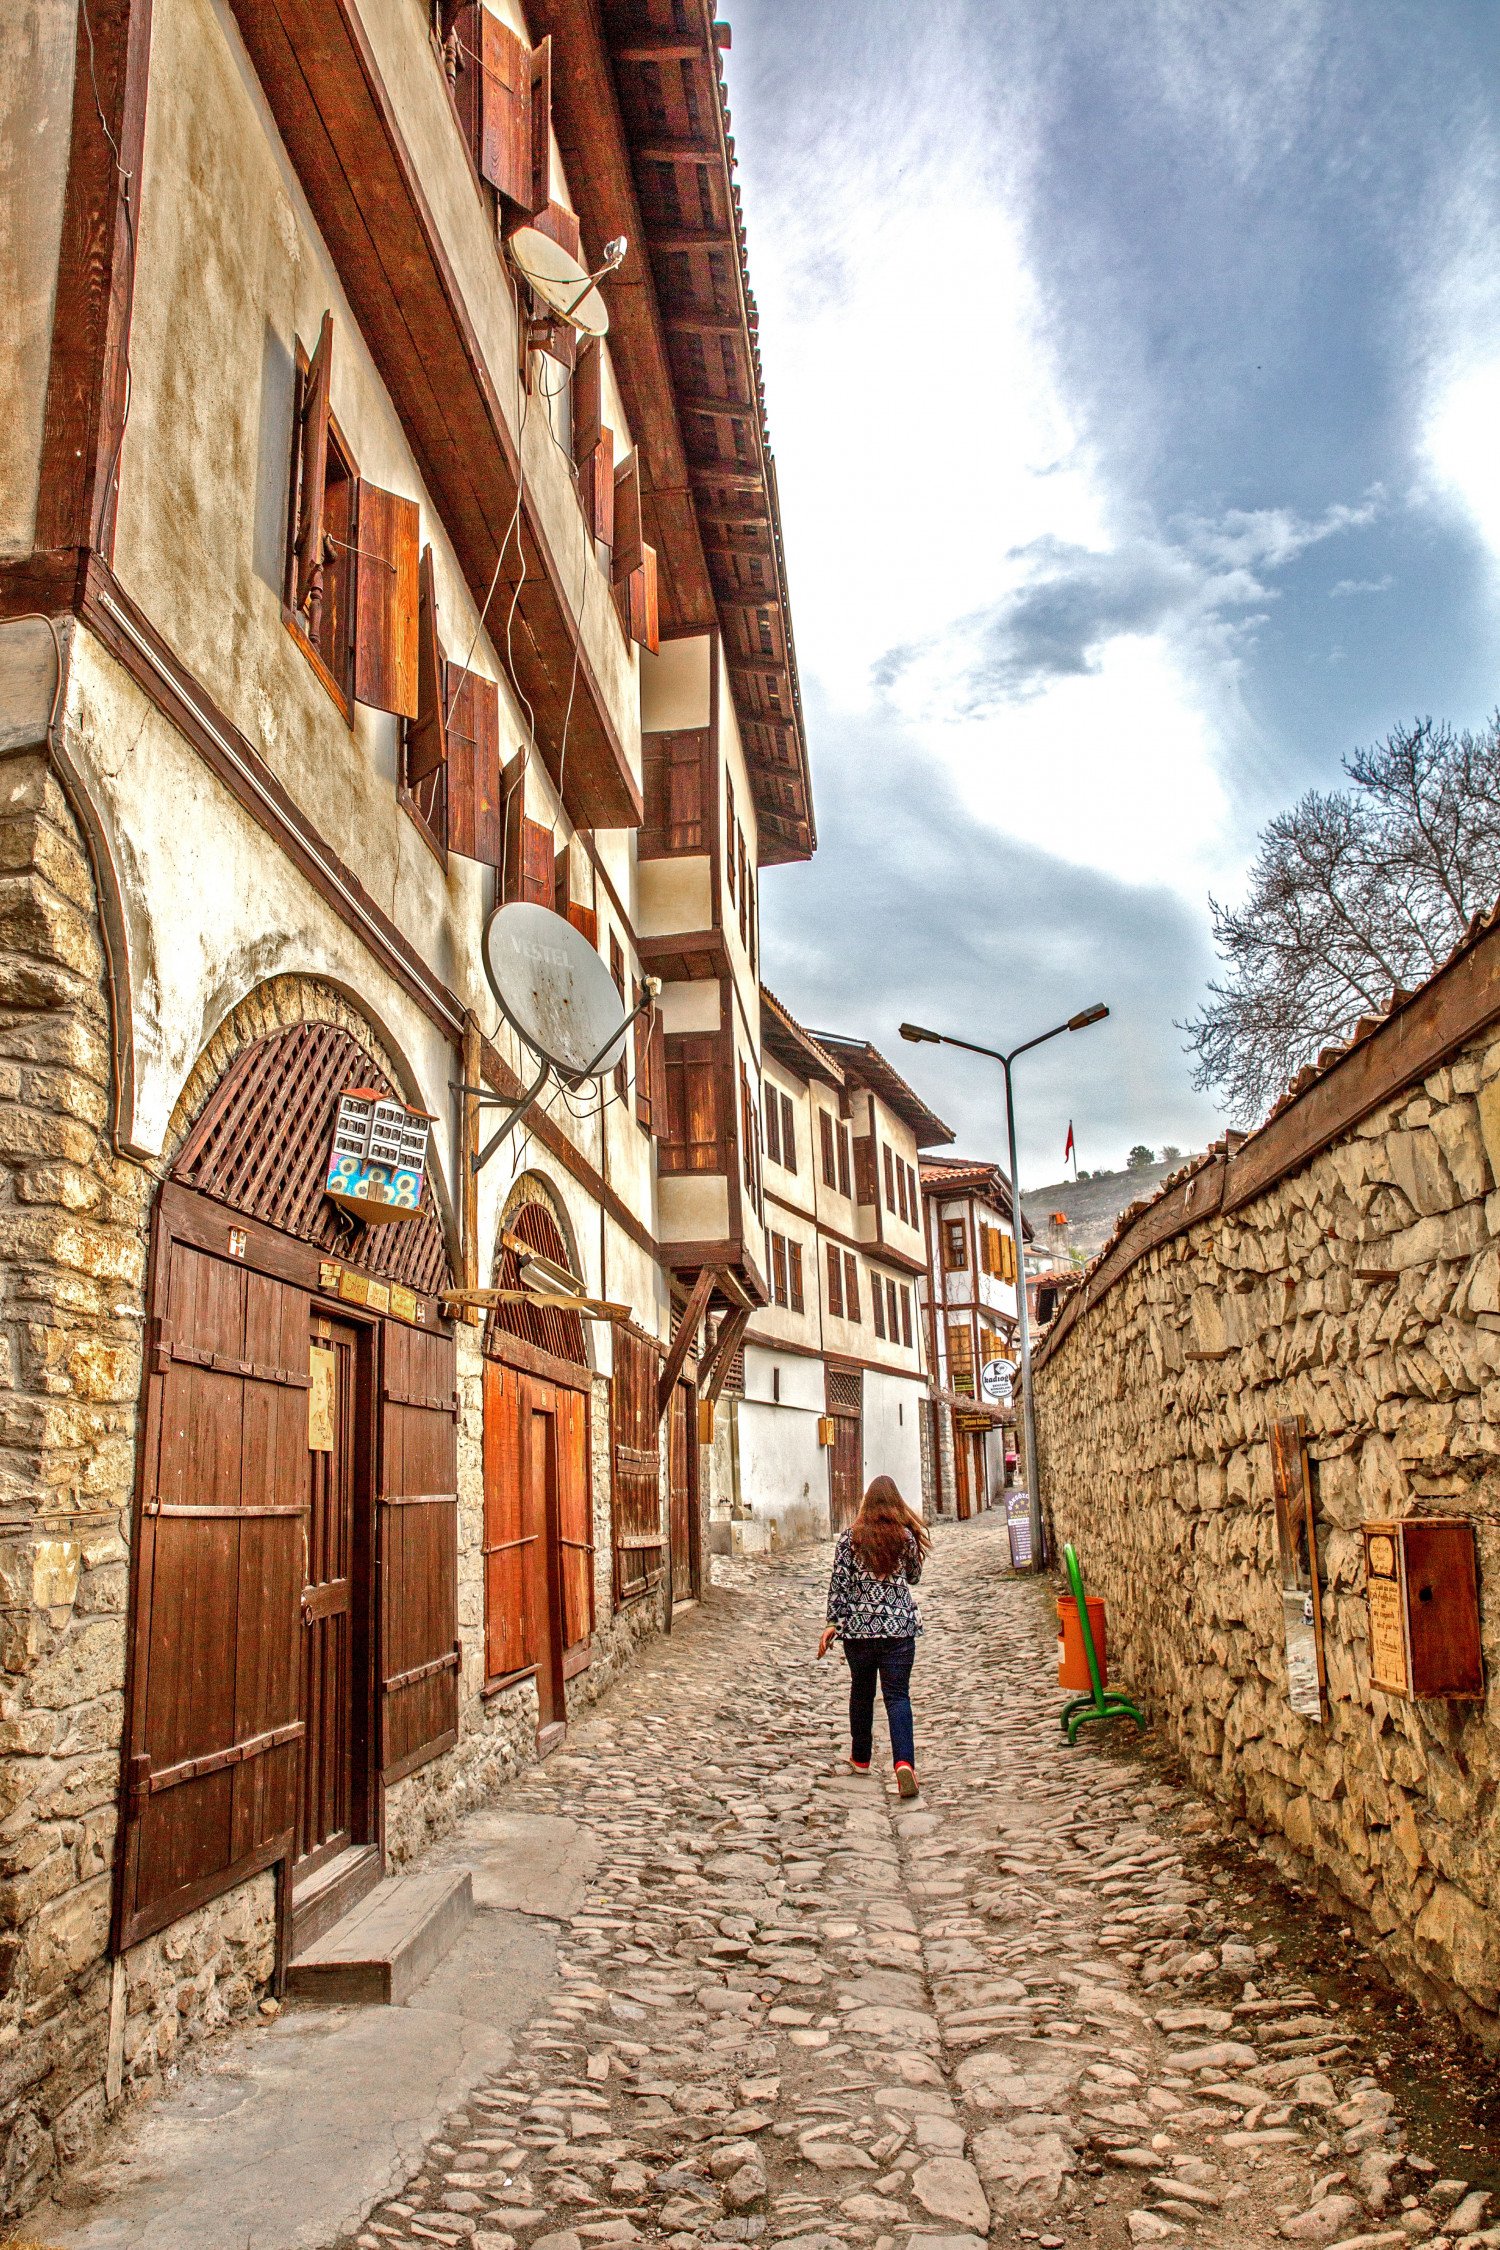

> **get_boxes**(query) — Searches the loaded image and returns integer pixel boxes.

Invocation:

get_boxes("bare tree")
[1184,717,1500,1126]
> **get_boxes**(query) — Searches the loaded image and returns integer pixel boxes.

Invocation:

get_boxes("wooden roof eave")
[528,0,815,865]
[225,0,640,831]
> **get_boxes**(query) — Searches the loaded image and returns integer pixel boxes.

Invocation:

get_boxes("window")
[883,1143,896,1213]
[641,729,709,855]
[948,1323,975,1395]
[726,774,736,900]
[908,1160,920,1218]
[740,1062,761,1213]
[772,1365,781,1403]
[788,1240,804,1314]
[887,1278,900,1339]
[871,1273,886,1339]
[900,1285,913,1348]
[737,828,749,947]
[451,5,550,213]
[827,1241,843,1318]
[837,1124,852,1200]
[764,1082,782,1167]
[943,1218,968,1271]
[981,1325,1005,1367]
[771,1232,788,1307]
[820,1110,837,1190]
[844,1252,860,1324]
[780,1091,796,1172]
[660,1035,720,1172]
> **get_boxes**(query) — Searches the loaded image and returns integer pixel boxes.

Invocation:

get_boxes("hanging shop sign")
[325,1088,433,1222]
[1361,1519,1483,1701]
[980,1357,1015,1405]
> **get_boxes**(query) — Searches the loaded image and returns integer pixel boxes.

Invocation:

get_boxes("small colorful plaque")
[325,1088,432,1224]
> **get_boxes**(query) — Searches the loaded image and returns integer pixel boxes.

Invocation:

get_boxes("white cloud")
[1425,359,1500,560]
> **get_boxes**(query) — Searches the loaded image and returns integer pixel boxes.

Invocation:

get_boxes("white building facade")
[918,1156,1029,1517]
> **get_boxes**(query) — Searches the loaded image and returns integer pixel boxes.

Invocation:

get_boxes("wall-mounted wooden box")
[1362,1518,1483,1700]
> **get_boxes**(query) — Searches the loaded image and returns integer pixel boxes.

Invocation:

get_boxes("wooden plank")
[657,1267,716,1421]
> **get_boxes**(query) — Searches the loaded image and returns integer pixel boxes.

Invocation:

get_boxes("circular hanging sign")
[980,1357,1016,1404]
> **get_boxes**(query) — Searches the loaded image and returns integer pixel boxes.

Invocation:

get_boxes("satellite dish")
[506,227,610,338]
[482,902,630,1079]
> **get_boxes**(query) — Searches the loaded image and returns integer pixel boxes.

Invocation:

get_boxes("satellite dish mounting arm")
[468,978,658,1175]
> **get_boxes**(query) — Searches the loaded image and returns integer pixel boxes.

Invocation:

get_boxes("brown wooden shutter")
[294,312,333,615]
[622,545,659,653]
[837,1125,852,1200]
[725,774,736,899]
[872,1271,886,1339]
[567,903,598,947]
[853,1134,875,1206]
[819,1110,836,1188]
[763,1084,781,1167]
[770,1233,787,1306]
[609,933,627,1101]
[521,816,554,905]
[528,35,552,214]
[648,1008,668,1125]
[573,335,602,459]
[454,6,532,206]
[641,729,708,853]
[882,1144,896,1211]
[612,454,643,584]
[446,662,502,863]
[789,1241,804,1314]
[117,1230,307,1950]
[901,1286,913,1348]
[826,1242,843,1319]
[611,1328,663,1602]
[378,1323,460,1785]
[634,982,652,1130]
[482,1357,534,1684]
[406,546,448,783]
[781,1093,797,1174]
[525,198,580,261]
[580,430,615,547]
[844,1252,860,1323]
[661,1035,720,1171]
[353,483,420,717]
[556,1384,593,1651]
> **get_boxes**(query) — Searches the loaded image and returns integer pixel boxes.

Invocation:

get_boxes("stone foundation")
[1034,1025,1500,2050]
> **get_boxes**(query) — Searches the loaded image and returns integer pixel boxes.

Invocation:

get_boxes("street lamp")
[900,1003,1109,1572]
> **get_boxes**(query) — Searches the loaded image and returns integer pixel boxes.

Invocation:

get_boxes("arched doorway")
[116,1018,458,1959]
[481,1183,594,1750]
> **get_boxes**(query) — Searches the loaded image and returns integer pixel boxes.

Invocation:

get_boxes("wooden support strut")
[696,1304,751,1410]
[657,1266,717,1421]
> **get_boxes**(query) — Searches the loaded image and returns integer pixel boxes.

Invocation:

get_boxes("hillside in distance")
[1022,1152,1205,1263]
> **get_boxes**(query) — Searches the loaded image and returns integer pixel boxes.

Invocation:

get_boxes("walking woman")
[817,1476,932,1796]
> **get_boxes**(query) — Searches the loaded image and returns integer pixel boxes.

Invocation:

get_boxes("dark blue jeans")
[844,1636,916,1768]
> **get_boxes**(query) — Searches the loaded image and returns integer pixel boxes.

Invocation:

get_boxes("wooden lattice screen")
[172,1021,451,1295]
[826,1366,863,1416]
[485,1198,587,1367]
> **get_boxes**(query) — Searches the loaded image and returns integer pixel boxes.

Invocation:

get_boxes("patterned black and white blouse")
[825,1527,924,1641]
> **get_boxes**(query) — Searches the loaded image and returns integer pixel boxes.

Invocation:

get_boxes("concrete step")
[290,1843,382,1958]
[287,1867,473,2005]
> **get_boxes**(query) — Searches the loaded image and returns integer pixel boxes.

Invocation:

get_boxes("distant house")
[918,1157,1032,1518]
[709,994,953,1548]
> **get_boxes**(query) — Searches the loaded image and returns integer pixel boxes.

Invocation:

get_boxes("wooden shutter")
[353,483,420,717]
[826,1242,843,1319]
[661,1034,720,1171]
[781,1093,797,1175]
[725,774,736,899]
[622,545,659,653]
[819,1110,836,1188]
[525,198,579,261]
[844,1252,860,1323]
[117,1229,307,1950]
[528,35,552,214]
[764,1084,781,1167]
[789,1241,804,1315]
[580,431,615,546]
[555,1383,593,1651]
[853,1134,875,1206]
[882,1144,895,1212]
[901,1287,913,1348]
[633,982,653,1130]
[948,1322,975,1395]
[517,816,551,905]
[642,729,708,853]
[837,1126,852,1200]
[648,1009,668,1125]
[770,1233,787,1307]
[887,1278,900,1338]
[378,1323,460,1785]
[613,454,643,583]
[872,1272,886,1339]
[568,903,598,947]
[294,312,333,615]
[482,1358,534,1684]
[944,1218,968,1271]
[572,339,616,544]
[454,5,532,205]
[612,1328,663,1601]
[446,662,501,863]
[406,546,448,783]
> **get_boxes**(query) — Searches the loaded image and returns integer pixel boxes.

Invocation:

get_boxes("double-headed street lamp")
[900,1004,1109,1572]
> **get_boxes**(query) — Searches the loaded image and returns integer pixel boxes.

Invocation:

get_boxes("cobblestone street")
[333,1517,1497,2250]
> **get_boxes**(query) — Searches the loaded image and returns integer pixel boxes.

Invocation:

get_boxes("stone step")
[287,1867,473,2005]
[290,1843,382,1958]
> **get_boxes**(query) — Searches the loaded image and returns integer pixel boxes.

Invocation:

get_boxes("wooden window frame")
[284,343,357,720]
[943,1217,969,1272]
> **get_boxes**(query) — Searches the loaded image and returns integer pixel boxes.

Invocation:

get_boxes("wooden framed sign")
[1362,1519,1483,1700]
[1270,1415,1329,1721]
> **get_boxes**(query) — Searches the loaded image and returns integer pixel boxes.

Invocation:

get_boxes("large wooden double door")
[483,1358,593,1741]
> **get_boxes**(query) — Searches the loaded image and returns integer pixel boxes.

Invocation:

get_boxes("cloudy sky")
[732,0,1500,1182]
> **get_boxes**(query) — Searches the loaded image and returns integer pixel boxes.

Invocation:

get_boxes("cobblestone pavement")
[338,1517,1497,2250]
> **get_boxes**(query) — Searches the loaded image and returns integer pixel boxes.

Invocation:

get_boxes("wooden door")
[299,1315,366,1872]
[668,1381,693,1601]
[377,1323,460,1786]
[526,1401,564,1731]
[954,1431,972,1520]
[830,1412,862,1532]
[118,1226,307,1950]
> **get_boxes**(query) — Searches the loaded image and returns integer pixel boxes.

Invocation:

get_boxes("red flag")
[1064,1120,1075,1163]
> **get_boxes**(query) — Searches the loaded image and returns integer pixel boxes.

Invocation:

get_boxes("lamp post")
[900,1004,1109,1571]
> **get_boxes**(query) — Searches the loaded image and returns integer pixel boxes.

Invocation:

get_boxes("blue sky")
[734,0,1500,1181]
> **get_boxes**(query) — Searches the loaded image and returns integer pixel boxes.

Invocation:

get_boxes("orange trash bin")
[1057,1594,1108,1691]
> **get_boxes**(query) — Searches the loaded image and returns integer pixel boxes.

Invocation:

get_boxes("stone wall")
[1033,1022,1500,2052]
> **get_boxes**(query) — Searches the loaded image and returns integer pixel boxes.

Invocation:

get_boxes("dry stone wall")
[1034,1025,1500,2051]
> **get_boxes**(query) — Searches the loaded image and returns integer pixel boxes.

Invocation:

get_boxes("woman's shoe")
[894,1763,919,1798]
[847,1759,870,1775]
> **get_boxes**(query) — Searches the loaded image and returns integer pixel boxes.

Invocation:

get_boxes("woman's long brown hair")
[849,1474,931,1579]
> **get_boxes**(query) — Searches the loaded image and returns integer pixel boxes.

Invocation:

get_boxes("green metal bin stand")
[1059,1543,1147,1744]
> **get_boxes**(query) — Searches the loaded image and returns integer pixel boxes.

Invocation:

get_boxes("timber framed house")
[918,1155,1029,1519]
[0,0,811,2210]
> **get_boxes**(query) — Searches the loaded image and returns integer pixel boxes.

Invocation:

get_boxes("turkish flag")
[1064,1120,1075,1163]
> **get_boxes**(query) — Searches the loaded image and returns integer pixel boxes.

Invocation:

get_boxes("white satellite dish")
[482,902,630,1079]
[506,227,610,338]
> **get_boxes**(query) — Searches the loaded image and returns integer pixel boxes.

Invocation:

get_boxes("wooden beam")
[646,227,736,253]
[613,34,706,59]
[697,1304,751,1406]
[657,1266,717,1419]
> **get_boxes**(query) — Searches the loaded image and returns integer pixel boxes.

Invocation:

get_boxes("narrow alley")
[37,1519,1497,2250]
